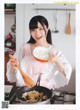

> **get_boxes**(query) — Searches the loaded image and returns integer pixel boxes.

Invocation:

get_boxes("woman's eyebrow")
[38,25,43,28]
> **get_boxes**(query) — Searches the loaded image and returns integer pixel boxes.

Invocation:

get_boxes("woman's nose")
[35,29,40,36]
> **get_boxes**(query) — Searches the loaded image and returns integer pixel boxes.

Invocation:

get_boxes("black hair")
[27,15,52,44]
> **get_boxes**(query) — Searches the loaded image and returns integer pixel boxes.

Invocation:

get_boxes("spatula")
[9,54,36,88]
[66,12,71,34]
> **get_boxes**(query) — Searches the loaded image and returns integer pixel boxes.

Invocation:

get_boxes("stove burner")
[50,90,75,104]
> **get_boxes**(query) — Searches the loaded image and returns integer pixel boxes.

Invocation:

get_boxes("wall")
[16,4,75,92]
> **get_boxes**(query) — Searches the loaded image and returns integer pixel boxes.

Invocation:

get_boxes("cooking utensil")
[33,46,51,62]
[66,12,71,34]
[36,73,42,86]
[16,85,52,104]
[53,10,59,33]
[9,54,36,88]
[9,86,20,104]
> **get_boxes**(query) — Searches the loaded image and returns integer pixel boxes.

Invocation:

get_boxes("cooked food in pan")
[22,90,48,103]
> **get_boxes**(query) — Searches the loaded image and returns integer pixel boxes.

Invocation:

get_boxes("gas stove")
[50,90,75,104]
[5,86,75,104]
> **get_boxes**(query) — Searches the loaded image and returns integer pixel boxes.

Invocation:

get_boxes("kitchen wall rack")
[33,4,75,11]
[34,8,75,11]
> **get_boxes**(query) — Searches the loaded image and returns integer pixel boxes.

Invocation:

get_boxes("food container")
[33,46,51,62]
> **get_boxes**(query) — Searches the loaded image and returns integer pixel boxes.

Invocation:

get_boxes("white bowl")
[33,46,51,62]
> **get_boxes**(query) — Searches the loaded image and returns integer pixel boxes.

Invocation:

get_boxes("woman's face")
[30,22,48,43]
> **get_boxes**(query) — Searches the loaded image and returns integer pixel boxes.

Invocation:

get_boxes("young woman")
[6,15,72,89]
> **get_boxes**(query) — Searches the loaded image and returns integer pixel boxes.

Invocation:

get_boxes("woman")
[6,15,72,89]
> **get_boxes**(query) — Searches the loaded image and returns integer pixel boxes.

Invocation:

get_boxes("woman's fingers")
[9,55,19,73]
[9,58,16,62]
[9,55,20,69]
[9,58,19,67]
[10,60,17,67]
[48,54,56,62]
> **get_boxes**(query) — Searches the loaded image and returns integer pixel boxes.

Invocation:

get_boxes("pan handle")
[36,73,42,86]
[9,87,21,104]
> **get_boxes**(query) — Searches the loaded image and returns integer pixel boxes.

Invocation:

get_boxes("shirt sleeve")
[6,43,29,83]
[15,58,26,86]
[51,48,72,89]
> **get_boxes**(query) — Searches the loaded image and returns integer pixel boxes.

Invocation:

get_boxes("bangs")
[29,20,38,30]
[29,15,48,32]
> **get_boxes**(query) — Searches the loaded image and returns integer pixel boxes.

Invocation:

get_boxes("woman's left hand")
[48,53,66,76]
[48,54,58,63]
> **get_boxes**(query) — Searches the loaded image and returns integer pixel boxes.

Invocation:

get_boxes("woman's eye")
[39,28,43,30]
[31,29,36,32]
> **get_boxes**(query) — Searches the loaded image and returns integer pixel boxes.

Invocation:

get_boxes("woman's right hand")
[9,57,19,73]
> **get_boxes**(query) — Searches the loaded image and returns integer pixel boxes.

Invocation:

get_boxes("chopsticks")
[9,54,36,88]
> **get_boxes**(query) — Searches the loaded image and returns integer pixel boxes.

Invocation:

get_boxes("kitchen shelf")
[5,9,15,14]
[34,8,75,11]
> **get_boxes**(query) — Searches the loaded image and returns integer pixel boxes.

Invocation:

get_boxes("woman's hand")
[48,53,66,76]
[9,56,19,73]
[48,53,58,62]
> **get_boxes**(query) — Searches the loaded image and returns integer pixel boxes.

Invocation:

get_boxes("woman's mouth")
[36,36,42,40]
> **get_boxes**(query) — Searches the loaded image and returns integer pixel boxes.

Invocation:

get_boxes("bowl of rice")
[33,46,51,62]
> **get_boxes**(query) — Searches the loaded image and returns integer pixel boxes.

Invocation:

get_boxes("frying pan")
[16,85,52,104]
[16,73,52,104]
[15,73,53,104]
[10,73,59,104]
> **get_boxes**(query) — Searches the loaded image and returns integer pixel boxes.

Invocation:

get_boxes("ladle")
[53,10,59,33]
